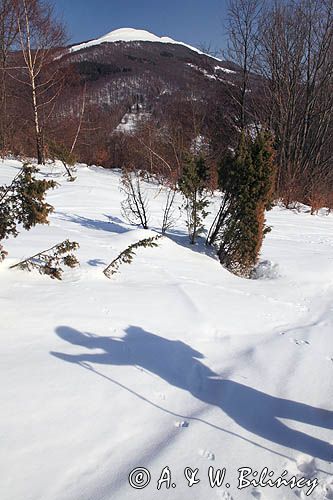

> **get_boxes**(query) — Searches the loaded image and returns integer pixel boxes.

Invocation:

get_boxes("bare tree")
[120,169,150,229]
[0,0,19,155]
[257,0,333,204]
[226,0,264,130]
[14,0,66,164]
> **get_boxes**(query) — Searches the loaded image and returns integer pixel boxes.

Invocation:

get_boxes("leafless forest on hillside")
[0,0,332,211]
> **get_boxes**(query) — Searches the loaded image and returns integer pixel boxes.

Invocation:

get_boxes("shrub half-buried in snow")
[9,240,80,280]
[103,235,162,279]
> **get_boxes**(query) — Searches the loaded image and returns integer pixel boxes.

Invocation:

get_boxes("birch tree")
[14,0,66,164]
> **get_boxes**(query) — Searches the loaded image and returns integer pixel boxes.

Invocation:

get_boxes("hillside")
[49,28,262,166]
[1,160,333,500]
[6,28,263,169]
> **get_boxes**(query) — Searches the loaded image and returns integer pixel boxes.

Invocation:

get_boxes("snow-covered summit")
[70,27,220,60]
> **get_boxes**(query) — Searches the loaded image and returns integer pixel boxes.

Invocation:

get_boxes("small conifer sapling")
[209,132,276,277]
[103,235,162,279]
[0,164,57,260]
[10,240,80,280]
[178,154,210,244]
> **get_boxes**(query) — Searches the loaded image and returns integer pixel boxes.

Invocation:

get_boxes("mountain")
[61,27,243,110]
[54,28,259,166]
[69,27,221,60]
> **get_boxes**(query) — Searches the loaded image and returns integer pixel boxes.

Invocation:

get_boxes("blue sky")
[54,0,228,51]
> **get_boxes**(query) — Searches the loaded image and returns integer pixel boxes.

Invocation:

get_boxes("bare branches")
[0,0,20,154]
[256,0,333,205]
[226,0,264,130]
[120,169,150,229]
[13,0,67,164]
[161,187,177,235]
[70,82,86,155]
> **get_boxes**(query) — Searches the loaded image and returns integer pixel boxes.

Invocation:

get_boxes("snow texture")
[1,160,333,500]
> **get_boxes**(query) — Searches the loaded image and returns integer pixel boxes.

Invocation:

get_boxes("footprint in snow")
[323,479,333,499]
[175,421,189,428]
[216,492,234,500]
[154,392,166,400]
[291,339,310,346]
[199,449,215,461]
[285,455,317,479]
[293,490,307,498]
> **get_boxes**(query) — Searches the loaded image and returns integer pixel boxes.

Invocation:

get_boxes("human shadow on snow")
[55,212,130,234]
[51,325,333,462]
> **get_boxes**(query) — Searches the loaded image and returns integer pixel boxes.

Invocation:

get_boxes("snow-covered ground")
[1,160,333,500]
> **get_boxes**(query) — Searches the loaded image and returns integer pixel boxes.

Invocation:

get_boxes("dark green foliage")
[178,154,210,244]
[103,235,162,279]
[0,165,57,259]
[209,132,276,277]
[10,240,80,280]
[48,141,77,181]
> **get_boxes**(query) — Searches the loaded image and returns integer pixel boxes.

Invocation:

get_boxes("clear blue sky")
[53,0,228,52]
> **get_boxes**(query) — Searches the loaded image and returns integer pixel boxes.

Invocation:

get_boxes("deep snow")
[1,160,333,500]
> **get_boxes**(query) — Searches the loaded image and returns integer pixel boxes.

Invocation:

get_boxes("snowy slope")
[1,160,333,500]
[70,27,221,60]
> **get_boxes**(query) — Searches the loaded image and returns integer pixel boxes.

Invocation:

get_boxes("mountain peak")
[70,27,220,61]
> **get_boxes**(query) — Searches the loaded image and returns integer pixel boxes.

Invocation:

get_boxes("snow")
[115,111,150,134]
[215,65,236,74]
[1,159,333,500]
[186,62,218,80]
[70,27,221,61]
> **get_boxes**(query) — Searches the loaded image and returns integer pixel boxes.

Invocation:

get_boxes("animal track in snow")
[199,449,215,461]
[154,392,166,400]
[285,454,317,479]
[216,491,233,500]
[322,479,333,499]
[175,420,189,428]
[290,339,310,346]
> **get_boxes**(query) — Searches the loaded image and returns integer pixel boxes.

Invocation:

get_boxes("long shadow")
[55,212,130,234]
[157,227,218,259]
[51,326,333,462]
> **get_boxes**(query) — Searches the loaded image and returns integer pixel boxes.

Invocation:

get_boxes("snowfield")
[1,160,333,500]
